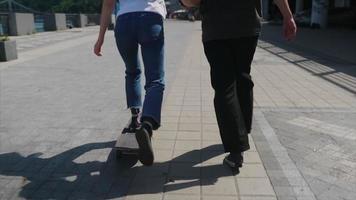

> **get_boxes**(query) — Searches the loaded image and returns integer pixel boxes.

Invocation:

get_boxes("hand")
[283,17,297,41]
[94,38,104,56]
[180,0,201,8]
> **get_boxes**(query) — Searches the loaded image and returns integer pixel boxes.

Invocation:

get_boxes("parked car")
[294,10,312,27]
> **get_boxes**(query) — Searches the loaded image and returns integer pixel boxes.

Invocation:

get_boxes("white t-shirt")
[117,0,167,18]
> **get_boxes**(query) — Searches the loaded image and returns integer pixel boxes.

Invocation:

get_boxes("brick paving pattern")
[1,21,356,200]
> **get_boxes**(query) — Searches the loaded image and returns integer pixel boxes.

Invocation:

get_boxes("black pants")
[203,36,258,153]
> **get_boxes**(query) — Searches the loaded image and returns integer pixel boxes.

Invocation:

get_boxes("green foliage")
[54,0,102,13]
[15,0,102,13]
[15,0,61,12]
[0,35,9,42]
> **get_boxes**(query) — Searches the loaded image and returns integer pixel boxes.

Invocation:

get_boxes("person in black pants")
[180,0,297,171]
[203,37,258,156]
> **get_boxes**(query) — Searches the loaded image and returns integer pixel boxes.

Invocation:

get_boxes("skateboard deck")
[115,132,139,157]
[115,116,140,158]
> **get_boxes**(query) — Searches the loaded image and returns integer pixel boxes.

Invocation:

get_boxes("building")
[262,0,355,28]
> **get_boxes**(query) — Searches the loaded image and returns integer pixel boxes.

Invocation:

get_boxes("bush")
[0,35,9,42]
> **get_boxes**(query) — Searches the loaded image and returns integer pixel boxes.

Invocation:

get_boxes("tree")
[53,0,102,13]
[15,0,62,12]
[13,0,101,13]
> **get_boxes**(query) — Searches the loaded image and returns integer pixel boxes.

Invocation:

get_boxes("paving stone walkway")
[1,21,356,200]
[253,25,356,200]
[143,31,276,200]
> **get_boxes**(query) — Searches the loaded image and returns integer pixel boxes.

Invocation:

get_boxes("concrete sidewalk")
[1,21,356,200]
[138,31,275,200]
[9,27,99,53]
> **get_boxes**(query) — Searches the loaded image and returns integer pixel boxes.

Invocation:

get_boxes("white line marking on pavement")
[288,116,356,140]
[254,110,317,199]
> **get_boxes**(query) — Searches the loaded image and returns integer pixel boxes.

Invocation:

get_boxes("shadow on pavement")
[0,142,229,199]
[0,141,136,199]
[260,24,356,95]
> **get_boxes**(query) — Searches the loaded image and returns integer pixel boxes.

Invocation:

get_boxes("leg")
[203,40,250,153]
[122,108,141,134]
[133,13,165,166]
[139,13,165,130]
[232,36,258,133]
[115,16,142,110]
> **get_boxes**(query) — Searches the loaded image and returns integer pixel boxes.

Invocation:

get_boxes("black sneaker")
[122,116,140,134]
[135,123,154,166]
[223,152,244,173]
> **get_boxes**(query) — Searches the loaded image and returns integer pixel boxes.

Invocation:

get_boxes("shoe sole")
[223,158,242,174]
[135,128,154,166]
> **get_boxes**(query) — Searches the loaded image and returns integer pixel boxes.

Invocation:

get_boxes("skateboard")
[115,117,140,159]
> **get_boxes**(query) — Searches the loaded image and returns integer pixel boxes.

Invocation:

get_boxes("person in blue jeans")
[94,0,167,166]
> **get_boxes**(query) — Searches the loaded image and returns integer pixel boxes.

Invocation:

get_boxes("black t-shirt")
[200,0,262,42]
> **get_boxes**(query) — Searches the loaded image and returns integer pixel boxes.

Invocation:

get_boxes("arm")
[94,0,116,56]
[273,0,297,41]
[180,0,201,8]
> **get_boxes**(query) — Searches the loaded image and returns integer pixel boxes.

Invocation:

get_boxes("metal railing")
[34,14,44,33]
[86,14,100,26]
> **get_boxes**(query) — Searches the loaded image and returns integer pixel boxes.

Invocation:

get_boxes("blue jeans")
[115,12,165,129]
